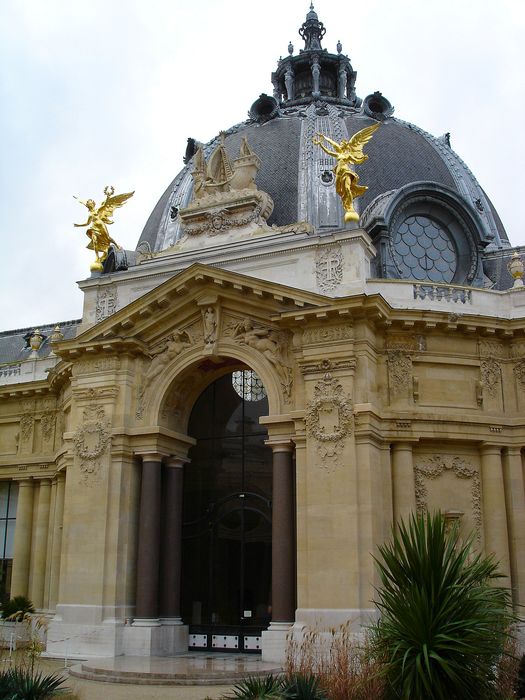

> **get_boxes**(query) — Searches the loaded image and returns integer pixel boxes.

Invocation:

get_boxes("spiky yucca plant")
[0,668,66,699]
[229,674,285,700]
[370,512,513,700]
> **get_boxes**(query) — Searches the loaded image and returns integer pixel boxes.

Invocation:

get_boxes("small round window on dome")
[392,215,458,283]
[232,370,267,402]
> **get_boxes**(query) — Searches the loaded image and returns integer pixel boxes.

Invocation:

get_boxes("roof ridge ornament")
[299,3,326,51]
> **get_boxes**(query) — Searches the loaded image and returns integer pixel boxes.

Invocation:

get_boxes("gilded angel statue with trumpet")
[313,123,380,223]
[74,186,134,271]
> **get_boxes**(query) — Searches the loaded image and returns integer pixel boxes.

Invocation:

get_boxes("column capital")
[165,456,189,469]
[135,451,167,463]
[391,441,416,451]
[12,477,34,486]
[505,446,523,458]
[265,440,294,454]
[480,443,503,456]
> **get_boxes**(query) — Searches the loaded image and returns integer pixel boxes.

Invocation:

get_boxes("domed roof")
[137,7,509,257]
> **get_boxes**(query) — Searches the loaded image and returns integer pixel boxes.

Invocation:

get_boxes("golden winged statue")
[74,186,134,271]
[313,123,380,223]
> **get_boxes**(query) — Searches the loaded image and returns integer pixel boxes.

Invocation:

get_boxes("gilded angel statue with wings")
[74,186,134,271]
[313,123,380,223]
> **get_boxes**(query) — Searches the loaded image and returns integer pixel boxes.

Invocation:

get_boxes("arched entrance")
[182,370,272,652]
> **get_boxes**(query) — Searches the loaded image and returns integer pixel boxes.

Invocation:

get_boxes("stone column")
[48,471,66,611]
[502,447,525,604]
[159,457,185,622]
[29,478,52,609]
[10,479,34,597]
[270,442,295,624]
[134,454,162,624]
[480,444,511,585]
[43,478,57,609]
[391,442,416,526]
[262,440,296,663]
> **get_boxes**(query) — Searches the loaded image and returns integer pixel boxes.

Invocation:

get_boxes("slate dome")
[138,6,509,286]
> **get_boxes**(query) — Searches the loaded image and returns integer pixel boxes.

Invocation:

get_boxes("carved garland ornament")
[73,405,111,484]
[305,372,353,471]
[480,358,501,398]
[514,359,525,389]
[387,350,413,393]
[414,455,482,544]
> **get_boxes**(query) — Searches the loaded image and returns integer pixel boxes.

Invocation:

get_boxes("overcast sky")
[1,0,524,331]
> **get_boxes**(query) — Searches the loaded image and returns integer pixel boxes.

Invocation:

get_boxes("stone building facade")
[1,7,524,662]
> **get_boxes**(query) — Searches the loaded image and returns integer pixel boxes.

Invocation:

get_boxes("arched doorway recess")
[182,369,272,652]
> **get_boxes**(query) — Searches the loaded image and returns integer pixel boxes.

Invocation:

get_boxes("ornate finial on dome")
[288,41,294,55]
[336,39,342,54]
[299,3,326,51]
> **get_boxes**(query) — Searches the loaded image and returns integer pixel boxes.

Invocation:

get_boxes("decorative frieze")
[73,404,111,485]
[478,340,506,359]
[315,245,343,292]
[305,372,353,472]
[414,455,482,544]
[74,357,120,375]
[303,324,352,345]
[299,358,356,376]
[73,386,119,402]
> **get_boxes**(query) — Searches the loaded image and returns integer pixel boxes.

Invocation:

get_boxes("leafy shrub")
[369,512,514,700]
[1,597,35,622]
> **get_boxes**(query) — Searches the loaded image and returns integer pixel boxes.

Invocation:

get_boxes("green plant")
[282,673,328,700]
[1,598,35,623]
[369,512,514,700]
[0,668,66,699]
[228,674,285,700]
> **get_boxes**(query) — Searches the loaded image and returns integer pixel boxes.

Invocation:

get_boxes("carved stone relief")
[315,245,343,292]
[478,340,506,359]
[19,415,34,446]
[73,404,111,485]
[202,306,218,352]
[74,357,120,375]
[40,412,56,444]
[228,318,294,403]
[414,455,482,544]
[480,358,501,398]
[95,285,119,322]
[386,334,426,352]
[303,324,352,345]
[73,386,119,402]
[300,358,356,376]
[387,350,413,394]
[305,372,353,472]
[513,359,525,389]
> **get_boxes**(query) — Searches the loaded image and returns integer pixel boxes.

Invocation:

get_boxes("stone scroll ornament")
[305,372,353,472]
[73,405,111,484]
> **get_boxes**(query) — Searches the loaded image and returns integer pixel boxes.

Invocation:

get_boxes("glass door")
[181,371,272,652]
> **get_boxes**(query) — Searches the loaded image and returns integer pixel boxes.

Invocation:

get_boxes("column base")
[131,618,161,627]
[261,621,293,662]
[123,622,188,656]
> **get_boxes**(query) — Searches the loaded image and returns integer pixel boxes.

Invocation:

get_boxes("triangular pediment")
[56,263,328,358]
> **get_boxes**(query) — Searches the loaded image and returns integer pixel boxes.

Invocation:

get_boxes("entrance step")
[69,653,283,686]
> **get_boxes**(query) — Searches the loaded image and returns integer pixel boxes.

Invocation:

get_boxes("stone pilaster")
[391,442,416,526]
[502,447,525,605]
[10,479,34,597]
[48,471,66,610]
[30,478,52,609]
[480,444,511,586]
